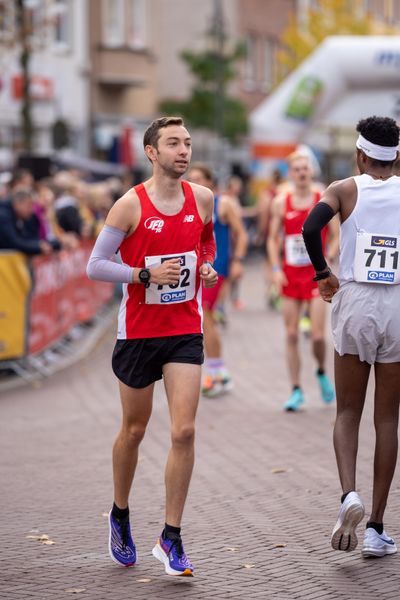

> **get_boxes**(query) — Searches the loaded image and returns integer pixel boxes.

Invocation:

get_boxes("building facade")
[1,0,399,171]
[88,0,158,167]
[0,0,90,163]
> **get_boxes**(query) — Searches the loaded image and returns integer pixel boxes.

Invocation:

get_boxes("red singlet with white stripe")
[117,181,205,339]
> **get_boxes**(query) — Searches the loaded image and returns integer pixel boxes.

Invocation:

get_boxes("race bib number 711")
[144,251,197,304]
[354,232,400,284]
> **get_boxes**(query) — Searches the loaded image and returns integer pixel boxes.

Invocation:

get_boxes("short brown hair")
[143,116,185,149]
[188,162,214,183]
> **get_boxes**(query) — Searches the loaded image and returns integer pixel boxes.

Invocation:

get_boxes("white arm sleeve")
[86,225,134,284]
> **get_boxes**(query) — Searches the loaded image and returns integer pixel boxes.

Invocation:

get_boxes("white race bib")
[285,234,311,266]
[144,251,197,304]
[354,231,400,284]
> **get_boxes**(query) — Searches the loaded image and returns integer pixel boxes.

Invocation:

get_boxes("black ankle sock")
[112,503,129,520]
[341,491,353,504]
[163,523,181,539]
[367,521,383,535]
[317,368,325,376]
[293,385,301,391]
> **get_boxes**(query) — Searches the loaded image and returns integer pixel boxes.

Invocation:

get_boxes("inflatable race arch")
[250,35,400,182]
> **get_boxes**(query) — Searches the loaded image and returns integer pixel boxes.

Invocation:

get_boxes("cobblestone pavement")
[1,256,400,600]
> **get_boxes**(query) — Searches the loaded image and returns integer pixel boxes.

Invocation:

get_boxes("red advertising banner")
[12,74,54,101]
[28,243,113,355]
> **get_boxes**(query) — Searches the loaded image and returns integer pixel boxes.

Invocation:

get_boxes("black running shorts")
[112,334,204,389]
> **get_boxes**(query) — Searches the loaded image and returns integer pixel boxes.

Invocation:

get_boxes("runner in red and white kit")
[268,152,339,411]
[87,117,217,576]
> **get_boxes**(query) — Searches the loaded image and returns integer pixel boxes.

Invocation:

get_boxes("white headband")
[356,134,398,161]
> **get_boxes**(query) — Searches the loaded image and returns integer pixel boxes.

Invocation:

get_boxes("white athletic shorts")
[331,281,400,364]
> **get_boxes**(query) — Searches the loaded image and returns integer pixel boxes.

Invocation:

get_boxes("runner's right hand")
[317,273,339,303]
[149,258,181,285]
[272,268,287,293]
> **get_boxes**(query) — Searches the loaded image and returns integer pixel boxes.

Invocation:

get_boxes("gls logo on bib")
[371,236,397,248]
[145,217,165,233]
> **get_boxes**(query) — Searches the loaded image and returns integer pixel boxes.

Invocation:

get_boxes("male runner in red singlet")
[268,152,338,411]
[87,117,217,576]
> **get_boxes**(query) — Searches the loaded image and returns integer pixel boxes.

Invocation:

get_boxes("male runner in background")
[303,115,400,558]
[187,163,248,397]
[87,117,217,575]
[268,152,338,411]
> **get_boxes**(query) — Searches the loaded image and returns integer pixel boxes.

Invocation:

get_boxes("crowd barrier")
[0,242,114,361]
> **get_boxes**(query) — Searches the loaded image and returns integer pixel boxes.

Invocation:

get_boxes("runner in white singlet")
[303,116,400,559]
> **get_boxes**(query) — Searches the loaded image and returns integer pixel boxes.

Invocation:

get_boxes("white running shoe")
[331,491,365,551]
[362,528,397,558]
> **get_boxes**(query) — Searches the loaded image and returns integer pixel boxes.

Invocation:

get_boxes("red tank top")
[282,191,327,273]
[117,181,205,339]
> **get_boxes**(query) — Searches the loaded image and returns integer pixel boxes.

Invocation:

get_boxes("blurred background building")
[0,0,399,182]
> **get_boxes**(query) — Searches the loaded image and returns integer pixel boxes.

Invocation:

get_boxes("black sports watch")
[313,268,331,282]
[138,268,151,284]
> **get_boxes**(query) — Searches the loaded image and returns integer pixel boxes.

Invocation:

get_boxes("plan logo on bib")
[367,270,395,283]
[161,291,187,303]
[145,217,165,233]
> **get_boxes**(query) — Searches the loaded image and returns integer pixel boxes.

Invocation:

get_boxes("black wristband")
[313,268,331,282]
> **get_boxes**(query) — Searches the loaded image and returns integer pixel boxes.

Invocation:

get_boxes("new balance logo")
[183,215,194,223]
[145,217,165,233]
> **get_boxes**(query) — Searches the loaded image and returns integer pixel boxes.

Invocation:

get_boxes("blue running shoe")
[317,372,335,404]
[283,388,305,412]
[152,533,194,576]
[108,511,137,567]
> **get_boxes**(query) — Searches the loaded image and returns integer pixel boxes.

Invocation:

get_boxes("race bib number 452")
[354,232,400,284]
[144,251,197,304]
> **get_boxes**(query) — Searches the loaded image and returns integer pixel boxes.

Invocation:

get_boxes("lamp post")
[210,0,228,185]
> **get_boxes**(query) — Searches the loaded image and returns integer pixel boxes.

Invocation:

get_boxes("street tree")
[16,0,33,152]
[1,1,56,152]
[160,40,248,143]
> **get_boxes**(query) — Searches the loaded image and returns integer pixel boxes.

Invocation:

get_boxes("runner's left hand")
[200,263,218,288]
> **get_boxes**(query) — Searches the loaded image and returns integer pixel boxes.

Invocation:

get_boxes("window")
[0,1,15,42]
[297,0,320,32]
[389,0,400,23]
[363,0,385,17]
[23,0,46,48]
[263,39,274,91]
[50,0,72,50]
[127,0,147,49]
[102,0,124,47]
[243,34,257,91]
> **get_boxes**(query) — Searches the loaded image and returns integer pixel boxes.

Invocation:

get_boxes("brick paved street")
[1,256,400,599]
